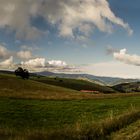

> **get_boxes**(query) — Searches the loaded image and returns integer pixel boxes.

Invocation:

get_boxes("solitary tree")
[15,67,29,79]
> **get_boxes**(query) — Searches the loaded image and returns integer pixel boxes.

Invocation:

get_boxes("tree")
[23,69,29,79]
[15,67,29,79]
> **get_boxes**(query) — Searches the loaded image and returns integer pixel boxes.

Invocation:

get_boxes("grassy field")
[0,96,140,130]
[0,97,139,140]
[0,73,140,139]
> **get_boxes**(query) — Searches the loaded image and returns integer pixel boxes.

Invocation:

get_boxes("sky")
[0,0,140,78]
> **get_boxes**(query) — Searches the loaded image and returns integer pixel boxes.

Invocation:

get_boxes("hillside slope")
[0,74,122,100]
[112,82,140,93]
[33,76,116,93]
[0,74,87,100]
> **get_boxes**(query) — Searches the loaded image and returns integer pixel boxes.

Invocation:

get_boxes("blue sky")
[0,0,140,78]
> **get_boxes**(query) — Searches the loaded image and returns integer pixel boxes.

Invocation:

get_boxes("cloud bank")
[113,48,140,66]
[0,45,78,72]
[82,61,140,78]
[0,56,14,69]
[81,48,140,78]
[21,58,46,68]
[0,0,133,40]
[17,50,32,60]
[0,45,10,59]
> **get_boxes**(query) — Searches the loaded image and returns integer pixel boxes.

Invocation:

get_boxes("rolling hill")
[32,76,117,93]
[0,74,122,100]
[0,74,87,100]
[112,82,140,93]
[0,70,117,93]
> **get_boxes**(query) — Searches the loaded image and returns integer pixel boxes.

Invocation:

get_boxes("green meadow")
[0,74,140,139]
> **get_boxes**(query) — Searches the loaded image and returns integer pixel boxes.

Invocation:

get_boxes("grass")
[0,108,139,140]
[0,74,86,100]
[0,96,140,130]
[0,73,140,139]
[110,120,140,140]
[46,109,140,140]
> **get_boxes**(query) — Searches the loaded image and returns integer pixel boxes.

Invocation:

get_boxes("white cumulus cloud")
[0,56,14,68]
[0,0,133,40]
[0,45,10,59]
[113,48,140,66]
[0,0,44,40]
[40,0,133,37]
[48,60,67,67]
[17,50,32,60]
[21,58,46,68]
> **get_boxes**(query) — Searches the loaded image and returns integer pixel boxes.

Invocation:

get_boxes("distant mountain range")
[37,71,140,86]
[0,69,139,86]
